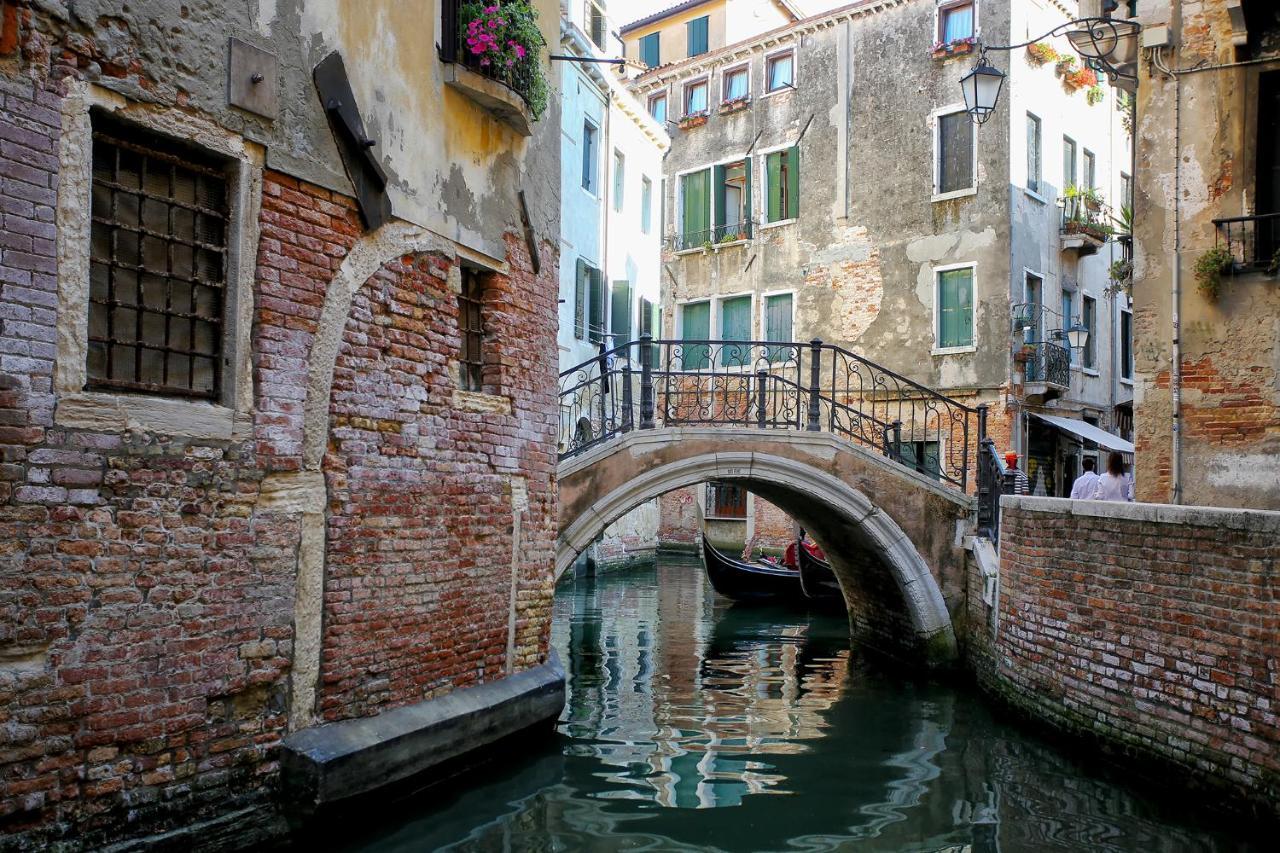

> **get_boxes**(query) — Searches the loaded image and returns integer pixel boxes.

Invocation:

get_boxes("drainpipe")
[1170,72,1183,504]
[602,88,614,345]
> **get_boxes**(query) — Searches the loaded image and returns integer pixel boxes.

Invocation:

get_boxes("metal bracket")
[228,38,279,120]
[313,51,392,231]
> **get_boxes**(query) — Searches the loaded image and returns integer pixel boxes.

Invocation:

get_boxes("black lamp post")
[960,16,1140,125]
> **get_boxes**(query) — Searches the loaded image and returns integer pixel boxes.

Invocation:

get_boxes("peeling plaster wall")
[1132,0,1280,509]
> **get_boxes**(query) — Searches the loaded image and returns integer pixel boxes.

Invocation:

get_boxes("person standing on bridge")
[1070,456,1100,500]
[1091,451,1135,502]
[1004,452,1030,495]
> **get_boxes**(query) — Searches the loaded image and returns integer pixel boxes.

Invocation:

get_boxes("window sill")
[1120,378,1134,387]
[55,391,249,440]
[932,187,977,203]
[452,389,512,415]
[760,218,796,231]
[1024,187,1048,204]
[761,87,794,99]
[932,345,976,356]
[705,515,748,522]
[1081,368,1100,377]
[441,62,533,137]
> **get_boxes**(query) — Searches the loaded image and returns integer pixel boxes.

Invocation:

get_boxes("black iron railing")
[1212,212,1280,272]
[670,222,753,251]
[1060,197,1114,242]
[1022,341,1070,387]
[976,435,1019,543]
[558,337,987,493]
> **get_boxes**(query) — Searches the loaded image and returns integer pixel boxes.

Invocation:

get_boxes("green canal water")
[343,561,1265,852]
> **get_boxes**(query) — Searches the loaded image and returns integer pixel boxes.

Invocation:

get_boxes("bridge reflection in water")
[342,563,1266,853]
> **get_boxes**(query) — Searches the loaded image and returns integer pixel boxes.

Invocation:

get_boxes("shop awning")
[1031,413,1136,453]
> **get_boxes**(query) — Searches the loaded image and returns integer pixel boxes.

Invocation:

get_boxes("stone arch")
[557,433,969,664]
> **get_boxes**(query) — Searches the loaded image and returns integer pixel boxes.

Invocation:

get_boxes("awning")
[1031,413,1136,453]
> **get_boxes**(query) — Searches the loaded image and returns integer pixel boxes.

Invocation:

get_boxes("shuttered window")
[719,295,751,367]
[641,177,653,234]
[610,281,631,344]
[681,169,711,247]
[937,111,973,194]
[765,293,792,362]
[937,268,973,349]
[639,296,658,367]
[687,16,709,57]
[1063,136,1077,191]
[574,258,587,340]
[897,441,941,479]
[613,150,625,212]
[707,482,747,518]
[1083,295,1096,369]
[1026,113,1042,195]
[765,147,799,223]
[640,33,660,68]
[588,266,605,344]
[680,301,710,369]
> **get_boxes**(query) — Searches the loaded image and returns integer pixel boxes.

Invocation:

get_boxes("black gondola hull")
[798,545,845,606]
[701,534,805,603]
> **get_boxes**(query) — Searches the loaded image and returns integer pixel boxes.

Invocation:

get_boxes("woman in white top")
[1091,451,1135,502]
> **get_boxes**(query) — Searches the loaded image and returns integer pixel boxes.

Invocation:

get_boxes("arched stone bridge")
[555,338,1004,666]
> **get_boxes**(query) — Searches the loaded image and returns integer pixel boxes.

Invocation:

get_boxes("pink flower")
[513,44,526,59]
[485,5,498,12]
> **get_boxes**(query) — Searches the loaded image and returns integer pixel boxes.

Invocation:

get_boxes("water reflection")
[343,561,1266,853]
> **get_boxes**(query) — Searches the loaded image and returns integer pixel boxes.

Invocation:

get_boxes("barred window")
[87,114,229,399]
[707,482,747,519]
[458,269,485,391]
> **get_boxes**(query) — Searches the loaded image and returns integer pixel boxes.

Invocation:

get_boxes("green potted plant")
[458,1,549,119]
[1193,245,1234,300]
[1086,84,1105,106]
[1026,42,1058,66]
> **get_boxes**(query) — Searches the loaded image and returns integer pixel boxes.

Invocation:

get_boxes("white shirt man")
[1069,459,1100,500]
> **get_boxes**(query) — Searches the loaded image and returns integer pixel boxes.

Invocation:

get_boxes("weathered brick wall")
[657,486,698,549]
[751,495,793,552]
[970,497,1280,818]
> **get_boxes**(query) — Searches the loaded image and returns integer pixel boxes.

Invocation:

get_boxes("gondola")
[798,544,845,607]
[700,534,805,603]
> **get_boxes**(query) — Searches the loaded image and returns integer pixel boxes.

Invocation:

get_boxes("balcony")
[440,0,548,137]
[669,221,754,253]
[1212,212,1280,274]
[1018,341,1070,404]
[1060,194,1114,257]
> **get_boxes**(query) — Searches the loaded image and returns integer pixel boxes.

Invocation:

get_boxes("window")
[1061,290,1074,365]
[936,267,974,349]
[680,168,711,248]
[640,32,660,68]
[574,258,604,342]
[719,295,752,367]
[680,300,711,369]
[1024,272,1043,344]
[585,0,607,50]
[582,120,598,193]
[610,280,631,344]
[936,110,974,196]
[1082,295,1096,369]
[1120,172,1132,210]
[87,119,229,399]
[723,66,749,102]
[938,1,974,43]
[714,160,750,240]
[1120,309,1133,380]
[765,147,799,223]
[1026,112,1042,195]
[458,269,484,391]
[687,15,709,57]
[641,176,653,234]
[765,293,793,362]
[612,149,625,212]
[707,482,747,519]
[1062,136,1077,191]
[1083,148,1096,190]
[684,79,708,116]
[896,440,941,480]
[639,296,658,366]
[648,92,668,125]
[766,51,794,93]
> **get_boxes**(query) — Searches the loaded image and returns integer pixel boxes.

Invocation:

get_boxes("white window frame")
[720,62,751,103]
[612,148,625,212]
[675,154,751,252]
[931,103,977,201]
[682,76,711,117]
[762,48,797,97]
[757,141,800,230]
[760,288,797,342]
[640,175,653,235]
[647,90,669,123]
[1119,306,1134,385]
[582,117,600,197]
[1025,111,1045,203]
[1081,293,1099,376]
[54,80,261,441]
[931,261,977,355]
[934,0,979,45]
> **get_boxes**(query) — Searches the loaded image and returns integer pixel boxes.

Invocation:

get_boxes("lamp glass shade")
[1066,322,1089,350]
[961,61,1005,123]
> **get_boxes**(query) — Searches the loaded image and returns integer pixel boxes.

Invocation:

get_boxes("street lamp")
[1065,321,1090,352]
[960,16,1140,125]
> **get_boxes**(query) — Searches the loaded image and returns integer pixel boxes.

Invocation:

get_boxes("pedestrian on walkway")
[1003,451,1031,495]
[1091,451,1135,502]
[1069,456,1100,500]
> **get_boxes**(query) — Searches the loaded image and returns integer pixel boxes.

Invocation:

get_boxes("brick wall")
[657,486,699,549]
[970,497,1280,819]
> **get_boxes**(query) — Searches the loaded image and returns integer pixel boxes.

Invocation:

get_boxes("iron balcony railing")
[440,0,545,113]
[1060,196,1115,242]
[669,221,754,252]
[1212,212,1280,272]
[558,336,988,493]
[1022,340,1070,388]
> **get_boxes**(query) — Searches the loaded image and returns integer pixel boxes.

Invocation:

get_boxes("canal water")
[343,560,1265,852]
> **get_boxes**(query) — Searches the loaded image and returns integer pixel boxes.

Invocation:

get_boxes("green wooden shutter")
[681,301,710,369]
[743,158,752,233]
[640,33,660,68]
[938,269,973,348]
[713,164,726,237]
[588,267,605,343]
[923,441,941,479]
[574,258,586,340]
[766,152,781,222]
[785,147,800,219]
[610,281,631,344]
[720,295,751,367]
[681,169,709,246]
[765,293,792,362]
[687,16,708,56]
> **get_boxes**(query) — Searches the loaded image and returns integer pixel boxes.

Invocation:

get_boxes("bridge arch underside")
[557,430,974,667]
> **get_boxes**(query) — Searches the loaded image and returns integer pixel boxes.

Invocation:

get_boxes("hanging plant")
[459,1,549,119]
[1064,66,1099,92]
[1086,84,1105,106]
[1193,245,1234,301]
[1026,42,1059,66]
[1055,55,1077,77]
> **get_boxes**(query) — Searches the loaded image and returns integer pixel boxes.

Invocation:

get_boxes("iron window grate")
[87,119,229,400]
[459,269,485,392]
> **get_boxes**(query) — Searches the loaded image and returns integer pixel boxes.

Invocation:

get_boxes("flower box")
[718,97,750,115]
[678,111,709,129]
[1026,42,1058,66]
[1063,219,1109,242]
[455,1,548,125]
[930,38,976,59]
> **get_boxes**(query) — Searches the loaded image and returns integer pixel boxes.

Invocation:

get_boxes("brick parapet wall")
[970,497,1280,818]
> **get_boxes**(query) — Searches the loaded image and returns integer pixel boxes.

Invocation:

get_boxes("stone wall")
[970,497,1280,819]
